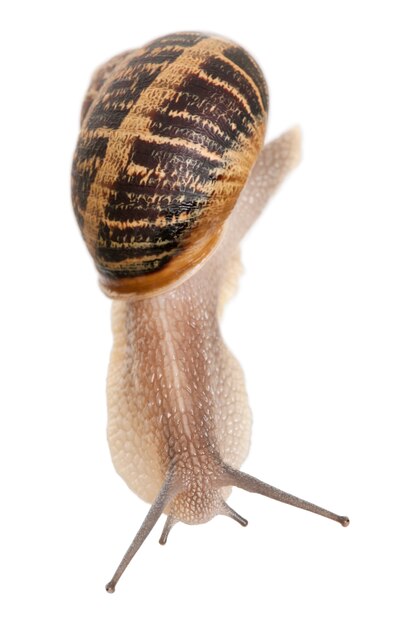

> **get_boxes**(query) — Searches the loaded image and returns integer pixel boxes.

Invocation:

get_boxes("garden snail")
[71,31,349,593]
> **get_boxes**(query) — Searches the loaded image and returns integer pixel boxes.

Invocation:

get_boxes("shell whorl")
[71,32,268,298]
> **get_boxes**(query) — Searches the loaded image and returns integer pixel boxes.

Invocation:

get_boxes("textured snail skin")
[71,32,348,592]
[107,133,300,522]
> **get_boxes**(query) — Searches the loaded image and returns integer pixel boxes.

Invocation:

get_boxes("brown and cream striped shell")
[71,32,268,298]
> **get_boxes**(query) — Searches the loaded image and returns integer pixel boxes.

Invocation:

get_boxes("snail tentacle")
[222,466,349,527]
[105,471,181,593]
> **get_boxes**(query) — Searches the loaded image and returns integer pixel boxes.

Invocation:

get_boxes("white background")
[1,1,414,624]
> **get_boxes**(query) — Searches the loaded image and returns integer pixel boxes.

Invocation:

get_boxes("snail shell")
[71,32,268,298]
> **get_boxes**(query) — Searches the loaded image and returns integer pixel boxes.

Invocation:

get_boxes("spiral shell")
[71,32,268,298]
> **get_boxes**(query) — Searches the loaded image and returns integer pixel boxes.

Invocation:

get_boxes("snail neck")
[123,273,222,452]
[122,279,226,521]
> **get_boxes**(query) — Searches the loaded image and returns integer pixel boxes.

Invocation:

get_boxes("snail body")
[71,32,348,592]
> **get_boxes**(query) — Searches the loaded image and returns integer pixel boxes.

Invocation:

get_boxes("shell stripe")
[72,133,109,229]
[72,37,206,234]
[80,50,133,123]
[223,45,269,113]
[199,56,264,119]
[154,72,255,145]
[99,136,222,274]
